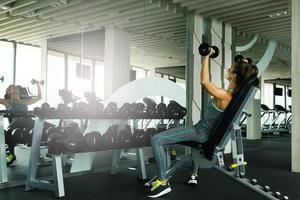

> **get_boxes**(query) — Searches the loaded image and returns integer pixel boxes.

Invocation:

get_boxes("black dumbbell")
[117,125,133,148]
[84,131,104,151]
[0,76,4,83]
[31,79,44,86]
[104,102,118,116]
[157,103,167,118]
[40,102,51,115]
[143,97,157,117]
[234,54,253,64]
[72,101,89,115]
[198,43,219,58]
[47,132,65,154]
[103,125,119,149]
[145,128,157,146]
[132,129,147,147]
[273,191,282,198]
[119,103,132,117]
[56,103,70,115]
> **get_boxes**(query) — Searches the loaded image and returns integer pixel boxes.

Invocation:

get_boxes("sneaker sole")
[7,159,17,167]
[148,187,172,198]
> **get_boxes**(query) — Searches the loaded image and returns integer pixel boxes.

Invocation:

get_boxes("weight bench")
[146,75,288,200]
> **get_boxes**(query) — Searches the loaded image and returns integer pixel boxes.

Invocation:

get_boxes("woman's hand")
[208,48,216,57]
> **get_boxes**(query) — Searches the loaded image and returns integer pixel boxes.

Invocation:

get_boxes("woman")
[147,49,258,198]
[0,83,42,166]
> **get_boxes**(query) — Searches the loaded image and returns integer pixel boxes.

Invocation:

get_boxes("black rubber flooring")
[1,137,300,200]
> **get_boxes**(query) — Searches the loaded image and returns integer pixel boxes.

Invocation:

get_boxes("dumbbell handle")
[31,79,44,86]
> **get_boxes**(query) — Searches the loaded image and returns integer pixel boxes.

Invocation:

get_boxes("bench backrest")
[202,75,259,160]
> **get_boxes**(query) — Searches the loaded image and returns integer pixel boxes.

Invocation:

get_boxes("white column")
[210,19,222,88]
[40,39,47,103]
[104,27,130,99]
[292,0,300,172]
[224,23,232,153]
[192,14,203,124]
[246,98,261,140]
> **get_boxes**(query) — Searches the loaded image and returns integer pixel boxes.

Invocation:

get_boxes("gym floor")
[0,137,299,200]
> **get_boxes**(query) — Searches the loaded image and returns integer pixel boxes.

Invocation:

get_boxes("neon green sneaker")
[6,154,16,167]
[147,179,171,198]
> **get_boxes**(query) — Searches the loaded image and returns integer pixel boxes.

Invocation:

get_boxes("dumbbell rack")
[25,114,183,198]
[0,111,35,185]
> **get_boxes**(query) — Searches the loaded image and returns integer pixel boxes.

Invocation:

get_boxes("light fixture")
[1,5,11,10]
[268,10,289,18]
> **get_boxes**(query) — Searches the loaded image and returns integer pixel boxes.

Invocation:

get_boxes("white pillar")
[192,14,203,124]
[291,0,300,172]
[210,19,222,88]
[104,27,130,99]
[186,13,203,127]
[246,98,261,140]
[40,39,47,103]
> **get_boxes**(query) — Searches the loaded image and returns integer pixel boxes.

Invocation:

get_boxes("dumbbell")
[103,125,119,149]
[143,97,157,117]
[0,76,4,83]
[104,102,118,116]
[145,128,157,146]
[118,103,133,117]
[72,101,89,115]
[132,129,147,147]
[31,79,44,86]
[234,54,253,64]
[117,125,133,148]
[84,131,104,151]
[157,103,167,118]
[198,43,219,58]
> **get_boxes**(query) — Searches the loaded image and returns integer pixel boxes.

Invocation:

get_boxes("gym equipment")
[56,103,71,115]
[118,103,133,117]
[234,54,253,64]
[103,125,119,149]
[132,129,147,147]
[146,75,289,200]
[104,102,118,116]
[59,89,79,105]
[198,43,219,58]
[84,131,104,151]
[145,128,157,146]
[84,92,104,115]
[167,100,187,118]
[157,103,167,118]
[143,97,157,117]
[117,125,133,148]
[47,132,65,154]
[0,76,4,83]
[31,79,44,86]
[72,101,89,114]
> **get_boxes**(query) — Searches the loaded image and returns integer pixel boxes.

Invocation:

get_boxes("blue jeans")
[151,126,209,180]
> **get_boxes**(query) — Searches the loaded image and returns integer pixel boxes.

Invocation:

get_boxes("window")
[94,61,104,100]
[47,51,65,107]
[132,66,146,80]
[263,83,273,109]
[67,55,92,99]
[15,44,41,109]
[0,41,14,109]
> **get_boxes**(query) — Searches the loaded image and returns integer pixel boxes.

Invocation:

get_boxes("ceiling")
[0,0,291,72]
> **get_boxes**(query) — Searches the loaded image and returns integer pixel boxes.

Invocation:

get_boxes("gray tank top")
[7,100,28,112]
[193,98,224,136]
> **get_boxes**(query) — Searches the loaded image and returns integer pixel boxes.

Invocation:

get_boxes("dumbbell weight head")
[31,79,44,86]
[198,43,219,58]
[104,102,118,116]
[118,103,132,117]
[117,125,133,148]
[103,125,119,149]
[157,103,167,118]
[145,128,157,146]
[234,54,244,63]
[0,76,4,83]
[64,134,82,154]
[132,129,147,147]
[209,46,219,58]
[84,131,104,151]
[47,132,65,154]
[40,102,51,115]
